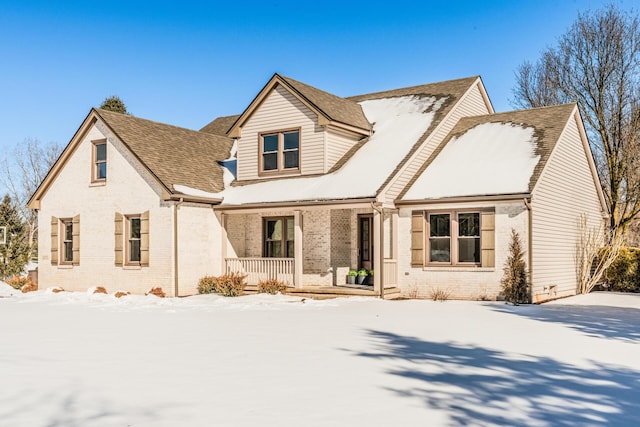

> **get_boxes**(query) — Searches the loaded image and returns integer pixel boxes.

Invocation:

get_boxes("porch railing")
[383,259,398,287]
[225,257,294,287]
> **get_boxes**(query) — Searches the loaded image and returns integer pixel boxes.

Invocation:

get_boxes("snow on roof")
[194,95,446,205]
[403,122,540,200]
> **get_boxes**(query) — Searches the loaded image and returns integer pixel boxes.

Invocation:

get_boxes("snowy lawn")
[1,285,639,427]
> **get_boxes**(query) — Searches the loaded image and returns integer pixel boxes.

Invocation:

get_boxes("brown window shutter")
[480,210,495,267]
[140,210,149,267]
[114,212,124,266]
[72,214,80,265]
[411,210,425,267]
[50,216,59,265]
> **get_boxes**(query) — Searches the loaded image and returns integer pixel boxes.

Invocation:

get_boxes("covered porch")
[217,201,399,296]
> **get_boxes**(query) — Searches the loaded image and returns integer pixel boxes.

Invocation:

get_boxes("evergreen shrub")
[603,247,640,292]
[501,229,529,304]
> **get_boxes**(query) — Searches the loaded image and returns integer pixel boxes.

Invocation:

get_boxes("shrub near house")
[603,247,640,292]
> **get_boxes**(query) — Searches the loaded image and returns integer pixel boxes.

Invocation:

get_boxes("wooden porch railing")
[225,257,294,286]
[383,259,398,287]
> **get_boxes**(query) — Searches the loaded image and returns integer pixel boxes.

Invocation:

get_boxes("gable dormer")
[228,74,371,182]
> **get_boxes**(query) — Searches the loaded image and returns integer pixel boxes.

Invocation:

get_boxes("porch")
[242,283,402,300]
[220,203,400,294]
[225,256,398,290]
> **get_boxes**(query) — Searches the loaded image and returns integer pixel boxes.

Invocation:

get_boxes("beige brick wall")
[397,201,529,300]
[330,209,352,285]
[38,125,176,296]
[176,203,223,296]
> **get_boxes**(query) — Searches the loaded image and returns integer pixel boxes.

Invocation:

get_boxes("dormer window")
[260,129,299,174]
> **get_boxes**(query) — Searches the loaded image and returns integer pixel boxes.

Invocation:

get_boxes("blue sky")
[0,0,637,194]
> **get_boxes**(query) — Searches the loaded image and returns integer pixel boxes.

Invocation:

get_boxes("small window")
[260,129,300,174]
[127,216,141,264]
[93,141,107,181]
[61,219,73,263]
[263,217,294,258]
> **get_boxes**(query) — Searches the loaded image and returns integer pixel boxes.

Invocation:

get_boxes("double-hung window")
[263,217,294,258]
[260,129,300,173]
[61,219,73,263]
[428,211,480,265]
[93,140,107,181]
[457,213,480,263]
[127,216,141,264]
[429,213,451,262]
[115,211,148,267]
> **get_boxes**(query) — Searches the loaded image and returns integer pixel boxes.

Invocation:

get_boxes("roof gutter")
[396,193,532,206]
[215,197,377,212]
[166,194,223,205]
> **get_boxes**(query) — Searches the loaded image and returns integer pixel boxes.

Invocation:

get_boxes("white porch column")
[373,208,382,294]
[294,210,303,288]
[392,211,399,263]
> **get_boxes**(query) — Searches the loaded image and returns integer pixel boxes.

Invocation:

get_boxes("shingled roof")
[278,74,372,132]
[345,76,484,190]
[347,75,481,103]
[200,114,241,136]
[95,109,233,195]
[399,103,577,200]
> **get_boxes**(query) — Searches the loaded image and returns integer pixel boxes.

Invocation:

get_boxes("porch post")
[294,210,303,288]
[392,211,399,263]
[373,208,382,294]
[220,212,227,275]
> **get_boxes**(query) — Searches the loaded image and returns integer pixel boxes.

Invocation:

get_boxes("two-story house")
[28,73,607,301]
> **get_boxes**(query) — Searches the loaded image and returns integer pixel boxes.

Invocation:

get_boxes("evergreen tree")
[501,229,529,305]
[99,95,130,115]
[0,195,29,279]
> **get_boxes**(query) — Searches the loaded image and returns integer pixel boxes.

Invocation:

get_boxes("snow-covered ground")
[1,284,639,427]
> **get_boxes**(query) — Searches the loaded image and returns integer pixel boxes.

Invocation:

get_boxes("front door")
[358,215,374,270]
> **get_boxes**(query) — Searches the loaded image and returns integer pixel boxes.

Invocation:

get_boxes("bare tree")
[1,138,62,259]
[576,214,624,294]
[513,4,640,238]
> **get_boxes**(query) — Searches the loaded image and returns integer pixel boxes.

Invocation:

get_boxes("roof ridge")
[95,108,222,137]
[474,102,576,117]
[346,75,480,100]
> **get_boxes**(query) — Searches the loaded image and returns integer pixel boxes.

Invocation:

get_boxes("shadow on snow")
[355,329,640,426]
[490,302,640,342]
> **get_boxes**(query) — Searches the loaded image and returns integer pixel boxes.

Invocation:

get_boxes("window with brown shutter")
[422,209,495,267]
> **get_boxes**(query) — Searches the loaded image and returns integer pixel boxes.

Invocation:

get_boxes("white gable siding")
[237,85,324,180]
[38,125,176,295]
[383,82,490,204]
[530,115,604,302]
[325,127,361,172]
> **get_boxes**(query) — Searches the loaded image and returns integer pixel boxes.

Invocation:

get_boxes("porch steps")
[243,285,402,300]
